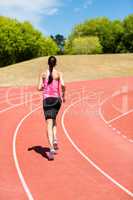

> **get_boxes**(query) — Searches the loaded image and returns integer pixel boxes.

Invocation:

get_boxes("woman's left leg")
[53,119,59,150]
[53,119,57,143]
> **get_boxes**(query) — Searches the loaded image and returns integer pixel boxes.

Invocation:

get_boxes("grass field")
[0,53,133,86]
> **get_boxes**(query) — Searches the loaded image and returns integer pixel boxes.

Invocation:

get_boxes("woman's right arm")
[60,72,66,102]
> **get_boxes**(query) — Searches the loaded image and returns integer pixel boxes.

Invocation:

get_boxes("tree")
[120,15,133,52]
[67,17,124,53]
[110,20,124,53]
[65,36,102,54]
[0,16,59,67]
[51,34,65,54]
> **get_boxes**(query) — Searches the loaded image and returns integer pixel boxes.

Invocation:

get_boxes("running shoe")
[53,142,59,150]
[47,150,54,161]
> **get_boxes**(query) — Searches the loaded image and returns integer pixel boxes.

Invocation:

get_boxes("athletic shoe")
[47,150,54,161]
[53,142,59,150]
[52,148,57,155]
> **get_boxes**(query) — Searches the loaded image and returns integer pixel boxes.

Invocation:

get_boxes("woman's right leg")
[53,119,57,143]
[53,119,59,150]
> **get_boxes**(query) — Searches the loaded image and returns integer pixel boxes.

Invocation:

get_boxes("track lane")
[0,91,41,199]
[110,112,133,140]
[0,77,133,199]
[15,77,133,200]
[15,107,130,200]
[100,90,133,141]
[63,100,133,196]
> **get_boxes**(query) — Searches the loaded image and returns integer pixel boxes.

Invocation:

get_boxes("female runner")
[38,56,66,160]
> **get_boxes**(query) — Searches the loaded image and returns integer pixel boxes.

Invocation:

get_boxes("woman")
[38,56,66,160]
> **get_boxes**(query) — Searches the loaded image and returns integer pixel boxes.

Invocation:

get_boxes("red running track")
[0,77,133,200]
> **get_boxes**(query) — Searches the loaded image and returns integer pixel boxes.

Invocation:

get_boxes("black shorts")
[43,97,62,120]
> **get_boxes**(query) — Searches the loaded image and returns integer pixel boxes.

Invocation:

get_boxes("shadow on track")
[28,146,50,160]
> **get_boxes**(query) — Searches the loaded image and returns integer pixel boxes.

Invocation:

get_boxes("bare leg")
[53,119,57,143]
[46,119,54,149]
[53,119,59,150]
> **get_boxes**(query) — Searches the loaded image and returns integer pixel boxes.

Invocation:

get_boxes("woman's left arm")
[37,73,45,91]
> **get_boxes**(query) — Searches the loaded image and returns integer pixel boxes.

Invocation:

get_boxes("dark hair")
[48,56,57,84]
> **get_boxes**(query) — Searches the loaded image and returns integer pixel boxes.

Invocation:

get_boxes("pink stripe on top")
[43,79,61,99]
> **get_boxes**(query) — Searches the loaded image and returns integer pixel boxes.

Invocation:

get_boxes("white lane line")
[112,128,116,131]
[0,97,41,114]
[122,135,127,139]
[61,98,133,198]
[107,109,133,124]
[128,139,133,143]
[0,92,41,200]
[116,131,121,135]
[0,91,40,105]
[0,89,37,101]
[99,90,133,143]
[98,89,122,125]
[0,95,23,105]
[13,105,41,200]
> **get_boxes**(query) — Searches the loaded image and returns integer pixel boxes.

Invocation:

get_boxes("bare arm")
[60,72,66,102]
[37,73,45,91]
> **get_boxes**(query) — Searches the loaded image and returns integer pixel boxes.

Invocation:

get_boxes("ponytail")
[48,66,53,84]
[48,56,57,85]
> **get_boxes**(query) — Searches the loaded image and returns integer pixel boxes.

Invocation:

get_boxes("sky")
[0,0,132,37]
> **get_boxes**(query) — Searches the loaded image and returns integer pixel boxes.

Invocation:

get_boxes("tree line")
[65,15,133,55]
[0,16,58,67]
[0,15,133,67]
